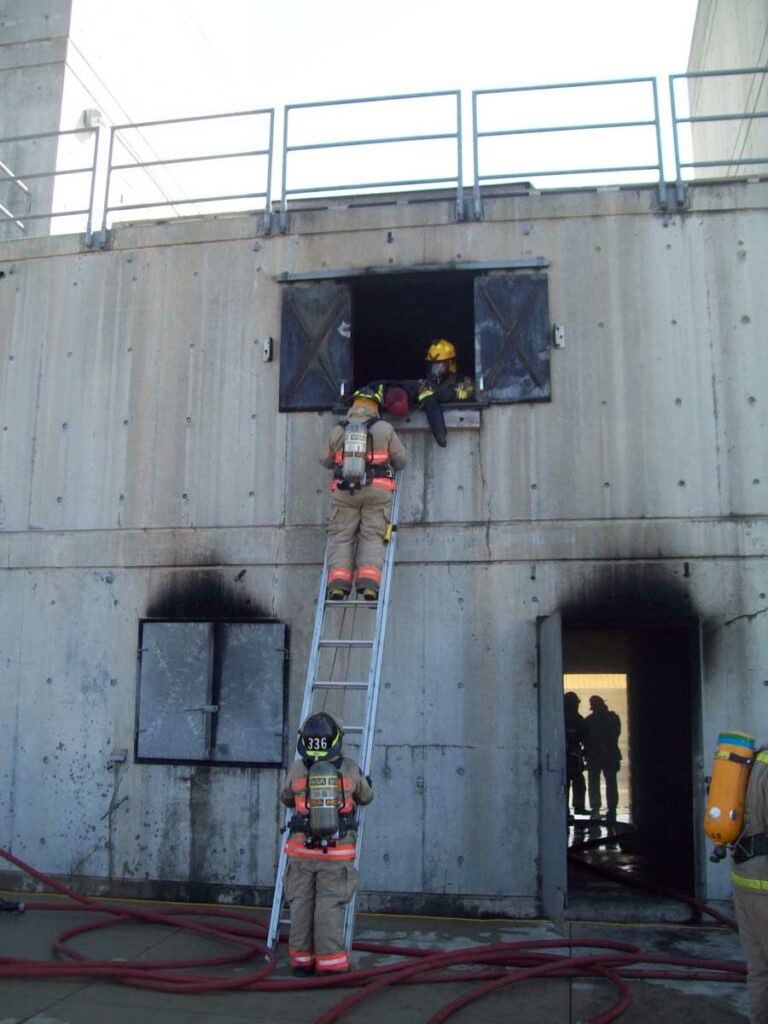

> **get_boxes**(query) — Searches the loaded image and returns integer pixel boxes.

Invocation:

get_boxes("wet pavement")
[0,889,750,1024]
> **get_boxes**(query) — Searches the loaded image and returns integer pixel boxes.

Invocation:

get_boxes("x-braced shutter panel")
[474,273,550,403]
[279,283,353,411]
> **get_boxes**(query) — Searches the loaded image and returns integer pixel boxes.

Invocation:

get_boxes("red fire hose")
[0,844,745,1023]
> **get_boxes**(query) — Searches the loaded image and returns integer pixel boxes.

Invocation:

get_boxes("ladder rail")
[266,550,330,951]
[267,473,402,955]
[341,480,401,949]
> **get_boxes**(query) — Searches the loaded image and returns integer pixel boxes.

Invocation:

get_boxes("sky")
[68,0,700,121]
[58,0,702,221]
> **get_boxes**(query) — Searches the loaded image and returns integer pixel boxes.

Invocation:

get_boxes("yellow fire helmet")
[425,339,457,375]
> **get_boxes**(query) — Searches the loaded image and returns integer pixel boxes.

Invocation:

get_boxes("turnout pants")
[326,485,393,594]
[588,765,618,818]
[734,887,768,1023]
[284,857,358,972]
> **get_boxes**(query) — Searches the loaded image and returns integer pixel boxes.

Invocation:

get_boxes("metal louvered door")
[266,477,402,955]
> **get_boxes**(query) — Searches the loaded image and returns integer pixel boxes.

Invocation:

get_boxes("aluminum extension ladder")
[266,476,402,954]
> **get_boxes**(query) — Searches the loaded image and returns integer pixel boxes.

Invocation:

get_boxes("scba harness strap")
[288,812,358,841]
[733,833,768,864]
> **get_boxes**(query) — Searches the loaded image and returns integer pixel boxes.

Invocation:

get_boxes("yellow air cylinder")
[704,731,755,848]
[308,761,341,839]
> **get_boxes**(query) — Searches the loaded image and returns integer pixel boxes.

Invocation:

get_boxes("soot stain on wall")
[146,568,270,621]
[560,563,697,621]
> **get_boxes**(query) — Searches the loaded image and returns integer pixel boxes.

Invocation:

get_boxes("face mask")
[428,360,448,382]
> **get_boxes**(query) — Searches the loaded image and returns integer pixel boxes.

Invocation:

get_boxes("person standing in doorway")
[564,692,587,818]
[582,695,622,825]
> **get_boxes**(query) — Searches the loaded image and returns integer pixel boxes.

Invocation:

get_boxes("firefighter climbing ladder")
[266,476,402,954]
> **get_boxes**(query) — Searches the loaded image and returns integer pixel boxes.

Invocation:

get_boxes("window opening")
[278,269,550,411]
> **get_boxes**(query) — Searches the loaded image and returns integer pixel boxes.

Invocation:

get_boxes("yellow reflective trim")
[757,751,768,766]
[732,874,768,892]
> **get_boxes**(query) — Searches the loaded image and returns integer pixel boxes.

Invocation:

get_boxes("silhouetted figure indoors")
[564,691,587,821]
[582,695,622,825]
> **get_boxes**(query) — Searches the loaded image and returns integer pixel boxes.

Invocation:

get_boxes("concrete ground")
[0,890,750,1024]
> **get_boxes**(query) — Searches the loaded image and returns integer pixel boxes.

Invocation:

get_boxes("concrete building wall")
[687,0,768,176]
[0,0,73,237]
[1,182,767,913]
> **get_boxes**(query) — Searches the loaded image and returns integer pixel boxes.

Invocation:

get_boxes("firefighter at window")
[320,385,407,601]
[379,340,474,448]
[731,744,768,1023]
[280,712,373,975]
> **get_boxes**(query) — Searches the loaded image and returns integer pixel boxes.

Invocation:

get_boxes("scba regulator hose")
[0,845,745,1023]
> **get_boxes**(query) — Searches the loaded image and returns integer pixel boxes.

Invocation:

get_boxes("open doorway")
[564,672,631,825]
[563,621,701,897]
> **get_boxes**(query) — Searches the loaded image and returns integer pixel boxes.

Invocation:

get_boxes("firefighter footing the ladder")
[277,714,373,974]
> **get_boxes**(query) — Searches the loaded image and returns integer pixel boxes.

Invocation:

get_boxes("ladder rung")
[319,639,373,647]
[344,725,363,733]
[325,598,379,607]
[313,680,369,690]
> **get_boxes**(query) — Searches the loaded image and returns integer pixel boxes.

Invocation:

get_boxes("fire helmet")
[425,339,457,378]
[297,711,344,762]
[352,385,383,409]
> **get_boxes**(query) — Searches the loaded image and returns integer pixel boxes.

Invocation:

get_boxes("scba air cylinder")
[704,731,755,849]
[308,761,342,838]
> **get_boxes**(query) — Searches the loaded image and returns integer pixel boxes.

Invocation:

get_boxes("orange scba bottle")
[704,731,755,857]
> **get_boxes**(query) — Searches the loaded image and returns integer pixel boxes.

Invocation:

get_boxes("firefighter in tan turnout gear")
[320,385,407,601]
[732,746,768,1023]
[280,712,373,975]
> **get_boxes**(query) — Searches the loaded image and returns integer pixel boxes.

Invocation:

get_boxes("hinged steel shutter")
[136,622,214,761]
[279,283,353,410]
[474,273,550,403]
[215,622,286,763]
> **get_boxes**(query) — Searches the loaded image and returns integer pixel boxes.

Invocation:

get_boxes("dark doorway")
[563,620,700,896]
[350,271,475,386]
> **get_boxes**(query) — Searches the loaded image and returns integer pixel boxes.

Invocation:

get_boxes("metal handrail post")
[668,74,685,205]
[100,126,117,234]
[650,76,665,205]
[85,127,102,244]
[455,90,464,221]
[471,90,482,219]
[264,108,275,230]
[280,105,290,232]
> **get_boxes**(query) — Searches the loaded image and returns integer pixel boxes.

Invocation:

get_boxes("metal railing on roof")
[0,126,99,236]
[669,66,768,203]
[472,76,664,217]
[279,90,463,226]
[101,108,275,234]
[1,69,767,243]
